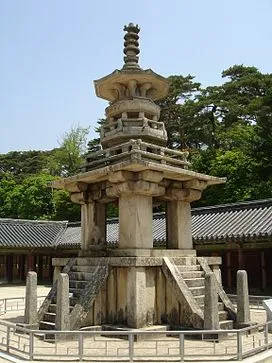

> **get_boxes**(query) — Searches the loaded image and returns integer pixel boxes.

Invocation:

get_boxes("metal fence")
[0,319,272,361]
[228,294,272,310]
[0,296,46,315]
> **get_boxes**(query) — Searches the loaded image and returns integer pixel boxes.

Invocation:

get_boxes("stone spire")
[93,24,171,149]
[122,23,141,70]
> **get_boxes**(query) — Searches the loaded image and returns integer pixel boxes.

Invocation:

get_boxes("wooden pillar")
[261,251,266,290]
[238,248,244,269]
[27,255,35,272]
[6,255,13,283]
[38,256,43,281]
[49,257,54,282]
[19,255,26,281]
[226,251,232,289]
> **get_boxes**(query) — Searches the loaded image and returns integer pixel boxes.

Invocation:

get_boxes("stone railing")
[1,319,272,361]
[83,139,190,171]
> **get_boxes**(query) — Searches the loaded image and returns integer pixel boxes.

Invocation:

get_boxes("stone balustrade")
[83,139,190,172]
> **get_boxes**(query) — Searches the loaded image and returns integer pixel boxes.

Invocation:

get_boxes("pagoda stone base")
[52,253,223,330]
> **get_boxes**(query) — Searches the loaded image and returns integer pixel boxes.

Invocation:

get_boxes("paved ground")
[0,285,270,362]
[0,284,51,299]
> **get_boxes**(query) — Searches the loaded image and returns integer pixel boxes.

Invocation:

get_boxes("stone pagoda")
[38,24,237,333]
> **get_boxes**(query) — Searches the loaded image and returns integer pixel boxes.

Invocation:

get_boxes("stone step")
[189,286,205,297]
[51,296,78,306]
[71,266,97,273]
[75,258,101,266]
[194,295,205,305]
[43,312,56,323]
[48,304,73,314]
[39,321,56,331]
[69,271,94,281]
[177,265,201,271]
[218,311,228,321]
[171,257,197,265]
[69,280,88,289]
[69,288,84,298]
[179,271,204,279]
[219,320,233,330]
[184,278,205,287]
[199,302,224,311]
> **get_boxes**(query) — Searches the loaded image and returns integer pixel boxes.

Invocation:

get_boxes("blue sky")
[1,0,271,153]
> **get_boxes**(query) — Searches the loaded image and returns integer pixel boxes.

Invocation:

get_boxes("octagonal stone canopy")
[94,69,170,102]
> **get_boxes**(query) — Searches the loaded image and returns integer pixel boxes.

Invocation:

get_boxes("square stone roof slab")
[52,159,225,193]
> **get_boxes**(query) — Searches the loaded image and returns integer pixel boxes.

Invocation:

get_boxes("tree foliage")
[1,65,272,221]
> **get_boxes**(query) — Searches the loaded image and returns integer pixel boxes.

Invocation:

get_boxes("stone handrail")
[197,257,237,323]
[69,259,110,330]
[162,257,204,329]
[37,257,76,322]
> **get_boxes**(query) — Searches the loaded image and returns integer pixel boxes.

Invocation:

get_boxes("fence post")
[78,332,83,360]
[265,323,269,349]
[179,333,184,362]
[29,331,34,360]
[128,333,134,362]
[6,326,10,353]
[237,331,242,360]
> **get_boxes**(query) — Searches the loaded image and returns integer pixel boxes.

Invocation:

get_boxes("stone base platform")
[109,248,196,257]
[102,324,169,341]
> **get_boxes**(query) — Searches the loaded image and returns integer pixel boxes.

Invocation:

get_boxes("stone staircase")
[162,257,236,330]
[174,258,234,330]
[38,258,109,331]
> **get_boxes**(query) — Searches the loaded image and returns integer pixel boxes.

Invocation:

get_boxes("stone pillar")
[24,271,37,325]
[81,201,95,251]
[56,273,70,330]
[80,201,106,253]
[127,267,146,328]
[165,185,202,250]
[204,273,219,330]
[237,270,251,327]
[119,194,153,249]
[211,265,222,285]
[53,266,62,284]
[167,200,192,249]
[95,202,106,243]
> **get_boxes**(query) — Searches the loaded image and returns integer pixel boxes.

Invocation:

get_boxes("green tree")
[47,124,90,177]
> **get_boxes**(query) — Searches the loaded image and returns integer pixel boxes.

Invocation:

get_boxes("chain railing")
[0,296,46,315]
[0,319,271,361]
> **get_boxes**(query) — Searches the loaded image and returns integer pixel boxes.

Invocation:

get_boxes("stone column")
[237,270,251,327]
[166,186,202,250]
[95,202,106,243]
[24,271,37,325]
[167,200,192,249]
[211,265,222,285]
[56,273,70,330]
[119,194,153,249]
[81,201,95,251]
[204,273,219,330]
[127,267,146,328]
[53,266,62,284]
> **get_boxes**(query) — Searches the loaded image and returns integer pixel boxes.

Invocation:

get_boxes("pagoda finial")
[122,23,141,70]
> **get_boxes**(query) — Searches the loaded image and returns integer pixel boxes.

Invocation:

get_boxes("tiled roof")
[192,199,272,244]
[0,218,67,249]
[1,199,272,249]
